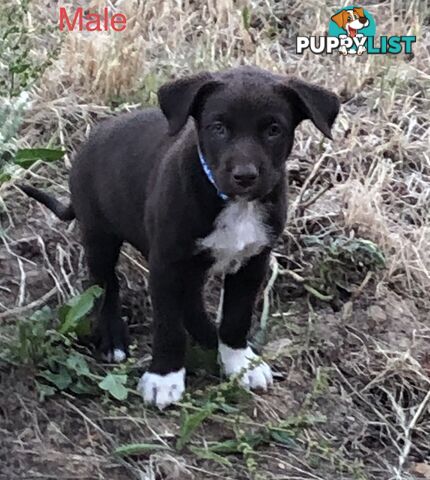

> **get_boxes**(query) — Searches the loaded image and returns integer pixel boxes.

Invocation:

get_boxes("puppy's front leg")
[138,262,188,410]
[218,250,273,391]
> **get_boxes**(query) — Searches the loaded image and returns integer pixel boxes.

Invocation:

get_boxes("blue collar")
[197,144,228,201]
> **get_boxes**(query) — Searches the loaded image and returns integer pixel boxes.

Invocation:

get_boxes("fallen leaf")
[412,463,430,479]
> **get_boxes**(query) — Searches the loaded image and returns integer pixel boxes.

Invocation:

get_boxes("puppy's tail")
[18,184,76,221]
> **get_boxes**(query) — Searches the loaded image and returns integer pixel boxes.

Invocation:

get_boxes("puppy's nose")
[232,164,258,188]
[359,17,368,24]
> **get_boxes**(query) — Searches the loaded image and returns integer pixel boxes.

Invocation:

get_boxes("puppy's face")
[158,67,340,200]
[196,80,295,199]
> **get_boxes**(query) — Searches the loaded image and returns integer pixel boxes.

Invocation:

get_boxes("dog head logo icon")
[331,7,369,37]
[329,6,376,55]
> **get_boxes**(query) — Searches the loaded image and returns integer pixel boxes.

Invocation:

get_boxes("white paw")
[218,343,273,391]
[103,348,127,363]
[137,368,185,410]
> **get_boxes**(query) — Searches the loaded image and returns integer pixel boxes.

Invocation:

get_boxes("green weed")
[303,235,385,301]
[0,0,59,97]
[2,286,136,402]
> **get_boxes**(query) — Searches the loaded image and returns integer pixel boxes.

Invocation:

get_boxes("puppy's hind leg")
[83,230,128,363]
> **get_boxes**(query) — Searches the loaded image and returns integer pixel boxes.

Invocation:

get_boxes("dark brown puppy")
[20,66,340,409]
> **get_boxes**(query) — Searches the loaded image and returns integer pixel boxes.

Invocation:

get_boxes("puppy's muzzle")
[232,164,259,189]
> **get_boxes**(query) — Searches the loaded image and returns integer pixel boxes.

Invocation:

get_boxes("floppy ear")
[278,78,340,139]
[158,72,221,136]
[354,7,365,17]
[331,10,348,28]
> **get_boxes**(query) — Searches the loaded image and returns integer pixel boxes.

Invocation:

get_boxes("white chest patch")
[197,200,270,274]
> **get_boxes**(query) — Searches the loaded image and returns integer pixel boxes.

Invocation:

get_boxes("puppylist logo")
[296,6,416,56]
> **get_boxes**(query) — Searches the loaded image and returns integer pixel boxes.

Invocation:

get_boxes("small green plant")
[175,379,252,450]
[242,5,252,31]
[184,412,321,478]
[3,286,135,401]
[0,0,59,97]
[114,373,325,477]
[0,0,63,183]
[303,235,385,300]
[0,143,65,184]
[0,92,30,178]
[0,88,65,183]
[13,148,65,169]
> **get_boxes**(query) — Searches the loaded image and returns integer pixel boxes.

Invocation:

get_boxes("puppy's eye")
[266,123,282,138]
[210,122,228,137]
[347,15,352,21]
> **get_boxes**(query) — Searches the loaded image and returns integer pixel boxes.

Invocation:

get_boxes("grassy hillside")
[1,1,429,479]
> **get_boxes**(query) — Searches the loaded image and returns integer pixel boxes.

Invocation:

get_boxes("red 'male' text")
[59,7,127,32]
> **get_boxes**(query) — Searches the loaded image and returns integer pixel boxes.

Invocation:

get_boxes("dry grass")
[1,0,430,479]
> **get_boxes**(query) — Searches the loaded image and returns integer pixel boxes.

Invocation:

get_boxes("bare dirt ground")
[1,1,430,479]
